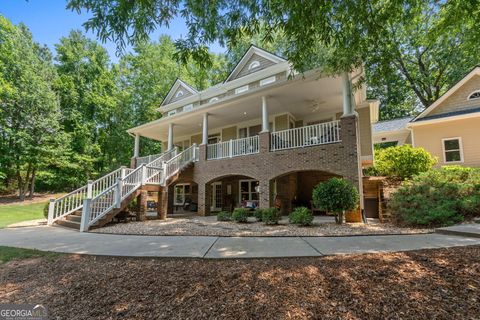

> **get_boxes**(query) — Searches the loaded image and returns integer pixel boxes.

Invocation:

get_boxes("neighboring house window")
[174,183,190,205]
[468,90,480,100]
[167,110,177,117]
[175,90,184,98]
[260,76,276,86]
[239,180,259,202]
[442,137,463,163]
[235,85,249,94]
[183,104,193,112]
[248,60,260,70]
[209,97,219,103]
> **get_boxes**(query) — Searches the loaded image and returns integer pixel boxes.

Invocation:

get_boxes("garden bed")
[93,215,432,237]
[2,246,479,319]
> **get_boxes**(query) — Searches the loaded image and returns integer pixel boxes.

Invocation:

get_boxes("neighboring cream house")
[373,66,480,168]
[48,46,379,231]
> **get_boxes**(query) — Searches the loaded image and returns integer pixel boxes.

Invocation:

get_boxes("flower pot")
[345,208,362,223]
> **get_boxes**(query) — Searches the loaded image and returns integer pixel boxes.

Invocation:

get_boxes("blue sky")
[0,0,224,62]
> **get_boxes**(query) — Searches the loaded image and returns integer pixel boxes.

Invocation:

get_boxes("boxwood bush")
[232,208,249,223]
[289,207,313,226]
[262,208,280,225]
[389,166,480,227]
[312,177,359,224]
[217,211,232,221]
[253,208,264,222]
[374,145,436,179]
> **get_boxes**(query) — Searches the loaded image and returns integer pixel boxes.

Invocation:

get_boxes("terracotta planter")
[345,208,362,223]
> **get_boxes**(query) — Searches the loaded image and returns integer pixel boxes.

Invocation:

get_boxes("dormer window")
[248,60,260,70]
[175,90,184,98]
[468,90,480,100]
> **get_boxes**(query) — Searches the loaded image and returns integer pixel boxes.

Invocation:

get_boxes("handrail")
[207,136,259,160]
[270,120,341,151]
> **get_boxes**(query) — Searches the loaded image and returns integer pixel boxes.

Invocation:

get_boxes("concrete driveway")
[1,225,480,258]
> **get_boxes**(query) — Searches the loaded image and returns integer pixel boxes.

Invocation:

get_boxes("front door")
[211,182,222,212]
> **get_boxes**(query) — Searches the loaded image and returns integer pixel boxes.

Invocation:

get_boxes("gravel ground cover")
[1,246,479,319]
[94,215,433,237]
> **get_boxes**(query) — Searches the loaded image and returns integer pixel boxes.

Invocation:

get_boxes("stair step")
[66,215,81,222]
[56,219,80,230]
[72,210,82,216]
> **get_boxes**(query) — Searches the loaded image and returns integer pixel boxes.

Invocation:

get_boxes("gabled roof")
[413,106,480,122]
[161,79,198,106]
[224,45,286,82]
[412,65,480,121]
[373,116,413,134]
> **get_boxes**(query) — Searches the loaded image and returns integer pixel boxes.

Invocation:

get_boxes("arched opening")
[167,181,199,216]
[206,174,258,213]
[270,170,341,214]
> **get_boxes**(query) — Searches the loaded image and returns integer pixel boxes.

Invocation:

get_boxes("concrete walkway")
[1,226,480,258]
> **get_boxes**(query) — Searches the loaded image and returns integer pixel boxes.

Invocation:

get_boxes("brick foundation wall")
[165,114,361,215]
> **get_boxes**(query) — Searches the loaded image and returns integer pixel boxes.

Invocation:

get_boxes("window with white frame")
[248,60,260,70]
[175,90,184,98]
[235,85,249,94]
[468,90,480,100]
[443,137,463,163]
[167,110,177,117]
[239,180,259,202]
[174,184,191,205]
[260,76,276,86]
[183,104,193,112]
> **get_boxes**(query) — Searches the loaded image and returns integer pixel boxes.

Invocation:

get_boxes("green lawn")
[0,246,59,263]
[0,202,46,228]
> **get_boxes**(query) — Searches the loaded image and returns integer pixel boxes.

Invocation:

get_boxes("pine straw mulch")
[1,246,479,320]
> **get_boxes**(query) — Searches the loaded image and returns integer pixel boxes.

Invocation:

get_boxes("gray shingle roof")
[373,117,413,134]
[413,106,480,122]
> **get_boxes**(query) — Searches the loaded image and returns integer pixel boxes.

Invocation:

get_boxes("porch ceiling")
[131,74,344,142]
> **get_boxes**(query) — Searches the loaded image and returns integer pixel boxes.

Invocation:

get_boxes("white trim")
[467,90,480,100]
[161,79,197,106]
[441,137,464,164]
[413,66,480,120]
[211,182,222,212]
[167,110,177,117]
[235,85,249,94]
[183,104,193,112]
[407,111,480,127]
[248,60,261,70]
[209,97,219,103]
[260,76,276,86]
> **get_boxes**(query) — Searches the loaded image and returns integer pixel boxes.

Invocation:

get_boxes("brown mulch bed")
[1,246,479,319]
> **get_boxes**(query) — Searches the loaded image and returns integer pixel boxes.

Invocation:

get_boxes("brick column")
[136,190,148,221]
[198,144,207,162]
[197,182,211,216]
[259,131,270,154]
[259,179,270,209]
[157,188,168,219]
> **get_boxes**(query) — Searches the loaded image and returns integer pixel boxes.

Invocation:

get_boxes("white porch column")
[133,134,140,158]
[167,123,174,151]
[201,113,208,145]
[261,96,269,132]
[342,72,354,116]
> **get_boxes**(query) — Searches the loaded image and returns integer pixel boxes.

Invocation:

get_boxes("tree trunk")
[336,211,345,225]
[28,167,36,198]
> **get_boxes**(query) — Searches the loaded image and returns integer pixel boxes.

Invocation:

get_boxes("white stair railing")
[162,144,198,184]
[270,120,341,151]
[146,147,177,168]
[47,166,126,225]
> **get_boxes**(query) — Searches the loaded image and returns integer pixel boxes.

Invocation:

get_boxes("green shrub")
[262,208,280,225]
[217,211,232,221]
[254,208,264,221]
[374,145,436,179]
[389,166,480,227]
[232,208,249,223]
[289,207,313,226]
[312,177,359,224]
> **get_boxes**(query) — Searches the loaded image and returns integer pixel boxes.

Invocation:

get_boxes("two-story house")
[48,46,378,231]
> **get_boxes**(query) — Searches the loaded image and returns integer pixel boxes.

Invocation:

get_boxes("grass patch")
[0,202,46,228]
[0,246,60,263]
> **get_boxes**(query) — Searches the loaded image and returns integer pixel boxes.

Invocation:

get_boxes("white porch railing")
[270,120,341,151]
[207,136,259,160]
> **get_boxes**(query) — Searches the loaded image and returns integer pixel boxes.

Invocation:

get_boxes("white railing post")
[120,166,126,179]
[229,139,233,158]
[80,198,91,232]
[47,199,55,225]
[115,177,123,208]
[141,164,147,185]
[87,180,93,198]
